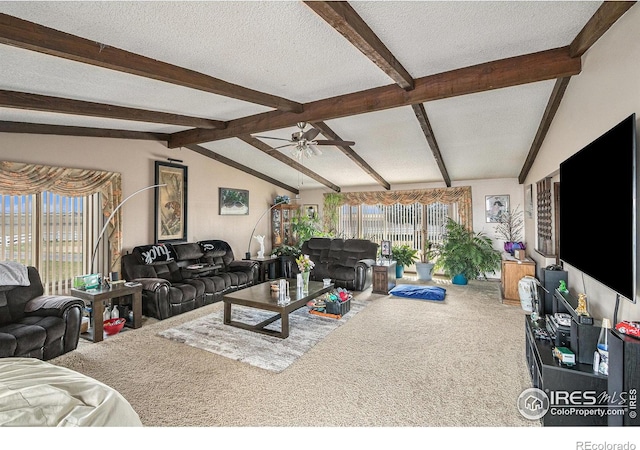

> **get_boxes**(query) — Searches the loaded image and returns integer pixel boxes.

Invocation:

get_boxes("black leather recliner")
[300,238,378,291]
[0,266,84,360]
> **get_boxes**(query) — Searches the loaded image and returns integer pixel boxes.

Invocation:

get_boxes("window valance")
[324,186,473,229]
[0,161,123,271]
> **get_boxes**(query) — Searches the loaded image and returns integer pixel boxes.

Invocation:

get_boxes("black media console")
[525,316,608,426]
[524,288,640,426]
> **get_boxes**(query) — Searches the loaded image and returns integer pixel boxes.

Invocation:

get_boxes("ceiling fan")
[254,122,355,159]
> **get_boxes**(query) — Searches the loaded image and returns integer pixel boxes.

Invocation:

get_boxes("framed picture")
[219,188,249,215]
[485,194,509,223]
[380,240,391,256]
[155,161,187,243]
[304,204,318,219]
[525,184,533,219]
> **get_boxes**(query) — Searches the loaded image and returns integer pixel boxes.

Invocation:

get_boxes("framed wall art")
[219,188,249,215]
[155,161,187,243]
[525,184,533,219]
[304,204,318,219]
[485,194,509,223]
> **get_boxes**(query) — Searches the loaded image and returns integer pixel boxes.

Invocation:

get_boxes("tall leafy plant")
[435,218,501,280]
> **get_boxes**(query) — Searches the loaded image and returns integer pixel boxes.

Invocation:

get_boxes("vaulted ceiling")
[0,1,635,194]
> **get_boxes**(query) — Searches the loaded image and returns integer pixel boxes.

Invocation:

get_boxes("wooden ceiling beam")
[169,46,581,148]
[310,121,391,190]
[238,135,341,192]
[569,1,635,57]
[410,104,451,187]
[185,144,299,194]
[518,78,571,184]
[0,121,170,141]
[518,2,633,183]
[0,13,303,113]
[304,1,414,90]
[0,90,225,129]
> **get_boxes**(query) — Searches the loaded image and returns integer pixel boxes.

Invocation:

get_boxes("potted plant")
[271,210,324,277]
[415,232,439,281]
[495,205,525,255]
[435,218,501,285]
[391,244,418,279]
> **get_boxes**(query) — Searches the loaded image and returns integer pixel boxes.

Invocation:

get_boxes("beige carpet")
[51,276,538,427]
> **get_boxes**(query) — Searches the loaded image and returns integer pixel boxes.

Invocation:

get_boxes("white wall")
[0,134,296,259]
[524,5,640,321]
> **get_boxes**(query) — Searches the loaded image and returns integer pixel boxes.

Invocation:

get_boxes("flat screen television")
[559,113,637,303]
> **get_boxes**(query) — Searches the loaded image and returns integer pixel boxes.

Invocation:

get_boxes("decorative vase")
[415,262,435,281]
[302,271,310,293]
[504,242,514,255]
[452,274,468,285]
[395,264,404,279]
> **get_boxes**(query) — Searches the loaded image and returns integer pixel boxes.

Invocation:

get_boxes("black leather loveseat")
[121,241,258,320]
[300,238,378,291]
[0,265,84,360]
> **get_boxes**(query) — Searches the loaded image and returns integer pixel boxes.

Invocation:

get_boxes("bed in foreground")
[0,357,142,426]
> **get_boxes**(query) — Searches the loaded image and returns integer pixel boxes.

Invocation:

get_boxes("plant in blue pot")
[435,218,501,285]
[391,244,418,279]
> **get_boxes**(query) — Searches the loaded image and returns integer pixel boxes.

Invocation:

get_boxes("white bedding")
[0,358,142,426]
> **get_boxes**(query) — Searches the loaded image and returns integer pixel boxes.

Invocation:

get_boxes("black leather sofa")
[121,240,258,320]
[300,238,378,291]
[0,266,84,360]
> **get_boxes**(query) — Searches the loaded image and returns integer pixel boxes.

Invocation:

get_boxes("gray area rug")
[158,299,368,372]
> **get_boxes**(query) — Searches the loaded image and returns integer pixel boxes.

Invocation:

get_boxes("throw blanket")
[133,244,176,265]
[0,262,30,307]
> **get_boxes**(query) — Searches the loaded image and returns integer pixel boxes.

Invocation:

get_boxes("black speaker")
[544,268,568,315]
[608,329,640,426]
[570,318,602,364]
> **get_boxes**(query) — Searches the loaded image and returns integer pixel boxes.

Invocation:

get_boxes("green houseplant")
[435,218,501,285]
[391,244,418,278]
[271,210,325,276]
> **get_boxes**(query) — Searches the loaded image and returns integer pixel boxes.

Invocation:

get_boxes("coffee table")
[222,279,333,339]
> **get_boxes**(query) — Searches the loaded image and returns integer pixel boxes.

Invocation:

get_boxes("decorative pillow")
[133,244,176,265]
[389,284,446,301]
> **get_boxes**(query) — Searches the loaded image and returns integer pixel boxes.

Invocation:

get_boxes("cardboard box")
[514,249,526,260]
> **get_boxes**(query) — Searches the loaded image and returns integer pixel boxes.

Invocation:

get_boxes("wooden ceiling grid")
[0,2,635,192]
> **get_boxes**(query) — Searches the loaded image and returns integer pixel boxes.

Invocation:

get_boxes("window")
[324,187,473,263]
[1,192,101,294]
[337,201,457,258]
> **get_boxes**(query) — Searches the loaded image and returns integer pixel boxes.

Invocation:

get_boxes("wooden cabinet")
[373,261,396,294]
[501,256,535,305]
[271,204,300,247]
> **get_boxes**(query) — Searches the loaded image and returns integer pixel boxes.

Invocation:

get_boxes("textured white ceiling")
[0,1,608,191]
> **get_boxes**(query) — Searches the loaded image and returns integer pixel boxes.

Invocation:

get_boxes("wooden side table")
[372,261,396,294]
[71,283,143,342]
[501,255,536,306]
[246,256,279,282]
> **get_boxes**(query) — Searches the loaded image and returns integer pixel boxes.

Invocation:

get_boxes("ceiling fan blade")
[314,139,356,146]
[273,143,295,150]
[253,135,293,142]
[302,128,321,141]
